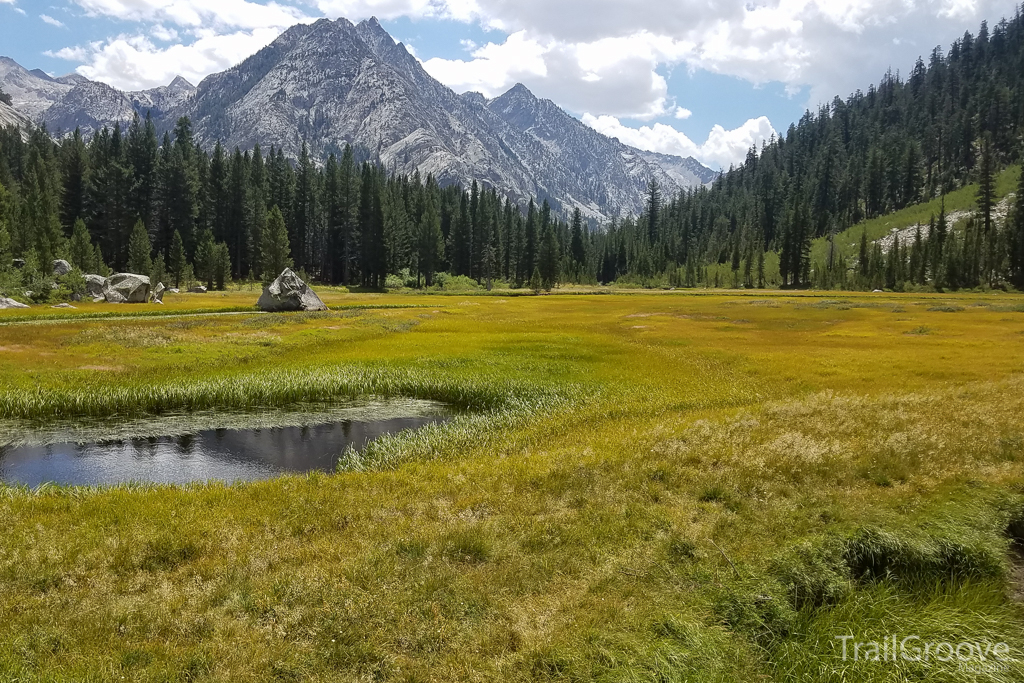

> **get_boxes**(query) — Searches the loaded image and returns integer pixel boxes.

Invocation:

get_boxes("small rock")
[872,289,883,293]
[169,288,180,294]
[0,297,30,309]
[11,259,25,269]
[258,268,328,312]
[93,297,105,303]
[52,259,72,277]
[51,303,76,309]
[153,282,166,304]
[189,285,208,294]
[71,292,82,302]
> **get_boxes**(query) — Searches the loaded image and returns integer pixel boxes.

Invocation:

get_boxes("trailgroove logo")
[835,635,1012,672]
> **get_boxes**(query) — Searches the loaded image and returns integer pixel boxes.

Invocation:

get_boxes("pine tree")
[570,208,585,281]
[151,253,166,289]
[127,219,153,275]
[417,188,444,287]
[59,129,89,232]
[0,218,10,272]
[1010,167,1024,288]
[213,242,231,290]
[69,218,96,273]
[194,229,215,289]
[260,205,292,281]
[976,135,996,285]
[168,229,186,288]
[538,212,560,291]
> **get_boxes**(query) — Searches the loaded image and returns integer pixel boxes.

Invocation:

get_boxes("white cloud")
[582,113,776,170]
[151,24,180,42]
[674,107,692,120]
[70,0,307,31]
[422,30,688,118]
[51,0,315,90]
[67,28,286,90]
[41,13,65,27]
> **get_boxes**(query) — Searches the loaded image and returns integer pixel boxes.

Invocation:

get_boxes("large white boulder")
[258,269,327,312]
[104,273,151,304]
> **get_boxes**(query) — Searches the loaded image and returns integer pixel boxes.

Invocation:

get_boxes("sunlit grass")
[0,290,1022,681]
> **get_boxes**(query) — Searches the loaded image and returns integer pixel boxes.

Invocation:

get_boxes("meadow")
[0,288,1023,682]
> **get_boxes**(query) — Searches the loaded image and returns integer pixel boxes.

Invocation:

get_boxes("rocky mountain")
[0,17,714,218]
[0,100,33,138]
[638,150,720,188]
[0,57,194,136]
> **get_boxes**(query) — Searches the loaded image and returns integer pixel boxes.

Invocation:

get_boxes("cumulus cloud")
[51,0,314,90]
[583,113,776,170]
[422,31,688,118]
[71,28,288,90]
[70,0,307,31]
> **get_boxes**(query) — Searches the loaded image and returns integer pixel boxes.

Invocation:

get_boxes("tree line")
[0,112,584,293]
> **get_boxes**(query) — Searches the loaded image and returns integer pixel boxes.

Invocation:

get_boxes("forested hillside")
[1,9,1024,295]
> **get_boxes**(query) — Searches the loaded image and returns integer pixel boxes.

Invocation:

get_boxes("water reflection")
[0,415,448,487]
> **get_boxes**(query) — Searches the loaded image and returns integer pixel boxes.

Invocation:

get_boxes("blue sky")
[1,0,1019,169]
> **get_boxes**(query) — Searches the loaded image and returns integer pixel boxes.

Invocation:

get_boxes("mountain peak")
[168,76,195,91]
[505,83,536,99]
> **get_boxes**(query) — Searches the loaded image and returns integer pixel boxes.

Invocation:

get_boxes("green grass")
[0,290,1022,681]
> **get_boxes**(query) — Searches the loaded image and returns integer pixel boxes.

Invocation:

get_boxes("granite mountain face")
[0,18,716,218]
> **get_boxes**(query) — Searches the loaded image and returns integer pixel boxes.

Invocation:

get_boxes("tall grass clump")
[0,364,574,421]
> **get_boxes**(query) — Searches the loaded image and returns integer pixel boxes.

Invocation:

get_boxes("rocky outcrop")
[0,297,29,309]
[104,273,151,304]
[52,259,72,276]
[258,269,328,312]
[84,274,106,297]
[153,282,166,304]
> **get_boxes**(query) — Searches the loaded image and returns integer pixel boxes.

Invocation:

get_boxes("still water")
[0,401,449,487]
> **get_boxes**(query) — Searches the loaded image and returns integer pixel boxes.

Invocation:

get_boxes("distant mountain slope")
[0,100,33,138]
[0,57,195,135]
[0,17,714,218]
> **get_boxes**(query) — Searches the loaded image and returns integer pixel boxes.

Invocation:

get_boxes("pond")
[0,400,450,487]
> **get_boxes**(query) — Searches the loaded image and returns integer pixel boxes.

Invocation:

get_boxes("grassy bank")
[0,290,1023,681]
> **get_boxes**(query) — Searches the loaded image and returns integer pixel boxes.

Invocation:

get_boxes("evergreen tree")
[213,242,231,290]
[194,229,215,289]
[416,187,444,287]
[570,208,586,281]
[168,229,186,288]
[127,219,152,275]
[59,129,89,232]
[1009,167,1024,288]
[69,218,96,273]
[538,210,560,290]
[260,205,293,281]
[0,217,9,272]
